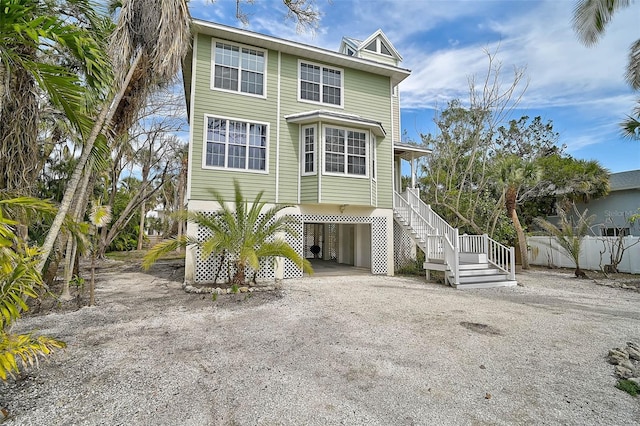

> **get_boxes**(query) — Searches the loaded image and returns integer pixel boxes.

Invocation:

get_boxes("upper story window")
[205,116,267,172]
[324,126,367,177]
[212,41,265,96]
[299,61,343,107]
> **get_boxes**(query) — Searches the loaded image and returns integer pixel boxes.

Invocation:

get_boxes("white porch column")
[410,154,416,189]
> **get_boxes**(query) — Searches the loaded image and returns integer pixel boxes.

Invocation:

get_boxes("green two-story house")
[182,20,417,283]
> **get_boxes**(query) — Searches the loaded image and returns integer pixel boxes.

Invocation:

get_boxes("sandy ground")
[1,260,639,425]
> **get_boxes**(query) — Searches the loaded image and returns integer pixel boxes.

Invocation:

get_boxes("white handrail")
[394,190,514,285]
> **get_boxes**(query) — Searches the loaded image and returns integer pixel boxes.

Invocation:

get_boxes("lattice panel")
[193,212,391,281]
[283,217,304,279]
[326,223,337,260]
[194,212,275,284]
[371,217,388,274]
[393,220,415,270]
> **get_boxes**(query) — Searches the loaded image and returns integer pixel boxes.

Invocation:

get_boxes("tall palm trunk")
[506,186,529,269]
[37,51,143,274]
[60,161,94,300]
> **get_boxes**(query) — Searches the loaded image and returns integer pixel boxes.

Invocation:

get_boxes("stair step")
[459,252,487,263]
[454,274,509,284]
[458,263,490,270]
[423,261,448,271]
[458,268,501,276]
[452,280,518,289]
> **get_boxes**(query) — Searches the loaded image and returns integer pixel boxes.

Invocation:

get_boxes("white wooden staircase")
[394,189,517,289]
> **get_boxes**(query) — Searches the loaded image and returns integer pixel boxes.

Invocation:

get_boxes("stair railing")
[395,189,515,284]
[396,189,460,285]
[486,236,516,280]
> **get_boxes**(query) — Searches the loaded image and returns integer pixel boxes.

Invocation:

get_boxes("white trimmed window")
[212,41,265,96]
[299,61,343,107]
[205,116,267,172]
[302,125,315,174]
[324,126,367,176]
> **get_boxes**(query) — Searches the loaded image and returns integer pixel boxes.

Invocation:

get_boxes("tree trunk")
[37,51,143,274]
[60,163,94,300]
[89,250,96,306]
[137,200,146,251]
[175,157,187,250]
[509,207,529,270]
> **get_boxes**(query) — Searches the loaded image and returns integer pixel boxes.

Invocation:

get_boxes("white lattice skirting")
[193,214,389,283]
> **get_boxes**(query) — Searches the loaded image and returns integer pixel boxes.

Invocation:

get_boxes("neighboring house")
[181,20,516,288]
[576,170,640,236]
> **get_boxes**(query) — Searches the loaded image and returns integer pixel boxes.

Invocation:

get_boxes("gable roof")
[609,170,640,191]
[339,29,403,64]
[358,29,403,61]
[189,20,410,82]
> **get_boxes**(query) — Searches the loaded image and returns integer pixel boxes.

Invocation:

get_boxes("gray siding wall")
[575,190,640,235]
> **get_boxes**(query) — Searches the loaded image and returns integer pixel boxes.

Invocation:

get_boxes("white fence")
[528,235,640,274]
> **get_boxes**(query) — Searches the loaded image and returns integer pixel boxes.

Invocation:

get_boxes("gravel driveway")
[2,261,639,425]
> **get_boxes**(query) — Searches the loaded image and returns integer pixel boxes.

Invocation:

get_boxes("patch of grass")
[230,284,239,294]
[616,379,640,396]
[106,249,185,263]
[211,293,218,302]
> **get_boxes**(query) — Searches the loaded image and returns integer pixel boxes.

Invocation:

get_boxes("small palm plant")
[534,204,595,277]
[0,197,66,381]
[143,180,312,284]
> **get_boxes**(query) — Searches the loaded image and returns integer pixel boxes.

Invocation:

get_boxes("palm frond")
[0,331,66,381]
[142,235,194,270]
[625,38,640,90]
[572,0,631,46]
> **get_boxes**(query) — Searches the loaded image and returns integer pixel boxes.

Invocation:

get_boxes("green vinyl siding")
[190,34,278,202]
[321,175,371,205]
[300,175,318,202]
[278,54,393,208]
[188,34,394,208]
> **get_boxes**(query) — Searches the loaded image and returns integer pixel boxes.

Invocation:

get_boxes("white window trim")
[297,59,344,109]
[301,124,317,176]
[210,38,268,99]
[202,114,269,174]
[371,135,377,181]
[321,124,368,179]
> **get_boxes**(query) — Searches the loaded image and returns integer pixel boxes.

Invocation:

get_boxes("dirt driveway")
[2,261,639,425]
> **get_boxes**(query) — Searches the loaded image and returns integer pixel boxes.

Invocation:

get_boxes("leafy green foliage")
[0,196,65,380]
[143,180,313,284]
[419,101,610,247]
[534,205,595,275]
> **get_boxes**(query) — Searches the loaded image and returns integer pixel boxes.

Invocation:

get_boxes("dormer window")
[364,39,392,56]
[380,41,392,56]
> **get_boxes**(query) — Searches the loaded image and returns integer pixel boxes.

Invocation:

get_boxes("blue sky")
[188,0,640,173]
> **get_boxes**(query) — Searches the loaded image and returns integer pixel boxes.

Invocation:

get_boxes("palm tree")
[495,155,539,269]
[37,0,191,273]
[143,180,312,285]
[0,0,112,194]
[37,0,321,273]
[573,0,640,139]
[534,205,595,277]
[0,196,66,381]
